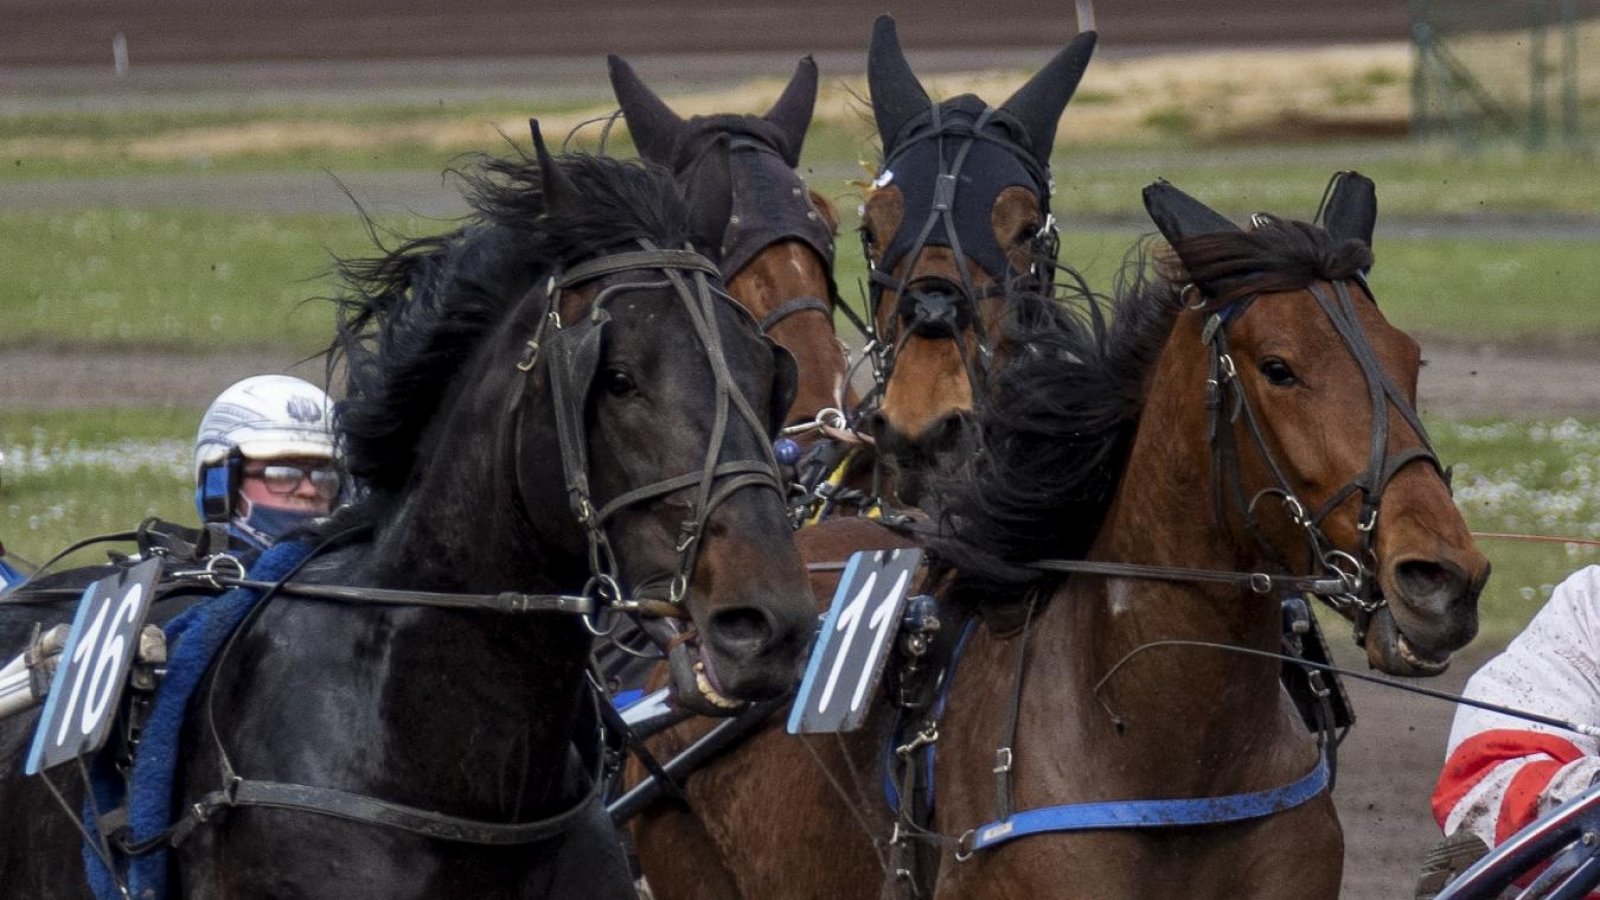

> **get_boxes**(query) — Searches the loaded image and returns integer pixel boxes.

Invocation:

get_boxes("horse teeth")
[694,669,741,709]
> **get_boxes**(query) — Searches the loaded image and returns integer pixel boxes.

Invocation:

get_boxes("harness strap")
[556,249,719,288]
[176,575,598,616]
[166,774,604,848]
[1026,558,1350,597]
[962,748,1330,854]
[757,295,831,333]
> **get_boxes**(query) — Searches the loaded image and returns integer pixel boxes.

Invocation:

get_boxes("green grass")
[2,408,1595,643]
[0,409,195,571]
[0,209,434,353]
[8,210,1597,354]
[1432,418,1600,645]
[1053,141,1600,218]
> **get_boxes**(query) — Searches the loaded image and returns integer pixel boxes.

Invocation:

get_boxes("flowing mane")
[934,219,1375,588]
[329,151,690,496]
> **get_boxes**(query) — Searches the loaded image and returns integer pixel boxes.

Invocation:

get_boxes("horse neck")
[1006,325,1308,791]
[345,331,593,767]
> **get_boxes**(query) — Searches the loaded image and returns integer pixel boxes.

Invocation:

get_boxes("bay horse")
[0,130,814,899]
[852,14,1096,508]
[609,54,852,435]
[626,173,1489,899]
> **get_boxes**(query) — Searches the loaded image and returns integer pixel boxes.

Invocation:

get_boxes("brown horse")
[853,14,1096,507]
[609,54,851,434]
[626,173,1489,899]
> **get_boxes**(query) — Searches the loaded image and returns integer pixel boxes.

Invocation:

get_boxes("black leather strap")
[169,775,603,847]
[756,295,831,333]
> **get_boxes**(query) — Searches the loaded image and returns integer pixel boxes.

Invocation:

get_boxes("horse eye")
[1012,222,1040,245]
[601,367,637,397]
[1260,358,1298,387]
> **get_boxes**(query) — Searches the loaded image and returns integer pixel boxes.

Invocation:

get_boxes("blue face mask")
[230,500,322,552]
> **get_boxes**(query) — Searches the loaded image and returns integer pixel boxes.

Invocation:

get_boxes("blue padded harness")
[82,539,312,900]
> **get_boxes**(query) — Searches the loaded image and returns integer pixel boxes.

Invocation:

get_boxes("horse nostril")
[901,290,962,338]
[707,606,777,661]
[1394,560,1464,610]
[919,412,971,458]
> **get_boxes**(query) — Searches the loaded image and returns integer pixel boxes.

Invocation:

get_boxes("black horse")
[0,130,815,899]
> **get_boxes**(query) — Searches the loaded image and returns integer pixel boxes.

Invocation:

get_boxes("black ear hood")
[763,56,819,168]
[608,55,687,165]
[1143,179,1241,246]
[867,15,933,156]
[1316,170,1377,262]
[1000,30,1098,163]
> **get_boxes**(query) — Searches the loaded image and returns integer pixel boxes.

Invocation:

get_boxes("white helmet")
[194,375,336,485]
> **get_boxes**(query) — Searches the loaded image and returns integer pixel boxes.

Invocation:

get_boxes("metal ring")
[202,554,245,590]
[1179,283,1206,310]
[954,829,977,862]
[1248,572,1274,595]
[581,610,619,638]
[1321,550,1366,595]
[583,574,623,607]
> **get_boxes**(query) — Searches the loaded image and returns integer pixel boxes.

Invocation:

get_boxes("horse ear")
[763,55,818,167]
[867,15,931,151]
[1142,179,1241,247]
[530,120,578,212]
[1317,170,1378,252]
[1000,30,1098,161]
[608,54,687,164]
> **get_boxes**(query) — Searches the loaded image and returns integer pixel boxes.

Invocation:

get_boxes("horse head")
[609,55,849,435]
[858,14,1096,506]
[341,125,814,714]
[1143,173,1489,676]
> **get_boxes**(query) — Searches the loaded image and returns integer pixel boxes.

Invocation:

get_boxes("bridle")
[859,100,1059,396]
[515,241,786,621]
[1195,268,1447,620]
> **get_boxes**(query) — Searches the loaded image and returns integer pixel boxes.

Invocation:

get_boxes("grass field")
[4,212,1599,355]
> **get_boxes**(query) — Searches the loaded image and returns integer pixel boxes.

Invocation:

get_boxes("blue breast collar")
[965,748,1330,853]
[884,616,1331,852]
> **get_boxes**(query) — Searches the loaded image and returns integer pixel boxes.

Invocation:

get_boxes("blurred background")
[2,3,1599,897]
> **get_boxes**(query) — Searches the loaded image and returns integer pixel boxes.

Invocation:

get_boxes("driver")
[1419,565,1600,897]
[193,374,342,561]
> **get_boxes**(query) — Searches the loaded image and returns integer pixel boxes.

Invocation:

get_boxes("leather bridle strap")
[1025,557,1353,598]
[172,574,601,617]
[757,295,832,333]
[555,248,720,288]
[1202,276,1443,610]
[541,242,783,604]
[167,773,604,848]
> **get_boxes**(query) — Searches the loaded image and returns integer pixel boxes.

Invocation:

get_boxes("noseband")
[1200,273,1446,617]
[516,242,785,619]
[861,101,1059,393]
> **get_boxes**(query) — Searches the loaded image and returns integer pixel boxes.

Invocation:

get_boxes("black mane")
[330,151,690,496]
[933,219,1366,588]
